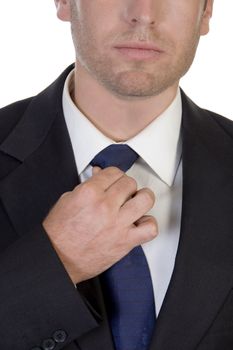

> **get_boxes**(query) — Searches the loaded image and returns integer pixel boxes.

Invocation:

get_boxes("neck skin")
[72,63,179,142]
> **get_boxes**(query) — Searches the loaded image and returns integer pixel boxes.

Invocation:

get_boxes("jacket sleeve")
[0,224,99,350]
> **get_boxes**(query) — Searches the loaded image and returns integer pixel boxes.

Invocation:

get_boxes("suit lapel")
[149,92,233,349]
[0,69,79,235]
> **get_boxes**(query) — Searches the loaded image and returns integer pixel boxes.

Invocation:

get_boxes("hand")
[43,167,157,284]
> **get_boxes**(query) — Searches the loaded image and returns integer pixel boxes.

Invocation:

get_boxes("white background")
[0,0,232,120]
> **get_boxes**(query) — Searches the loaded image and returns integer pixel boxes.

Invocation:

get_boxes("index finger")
[86,166,125,191]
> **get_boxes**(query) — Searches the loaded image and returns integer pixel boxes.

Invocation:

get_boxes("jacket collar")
[0,64,75,162]
[0,65,233,350]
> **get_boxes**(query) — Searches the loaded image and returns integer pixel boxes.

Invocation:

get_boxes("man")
[0,0,232,349]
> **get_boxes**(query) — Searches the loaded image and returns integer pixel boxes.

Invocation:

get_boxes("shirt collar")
[62,69,182,187]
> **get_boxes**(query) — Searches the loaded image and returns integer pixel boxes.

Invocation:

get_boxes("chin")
[107,71,163,98]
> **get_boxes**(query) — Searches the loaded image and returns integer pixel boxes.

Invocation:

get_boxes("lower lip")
[115,47,162,61]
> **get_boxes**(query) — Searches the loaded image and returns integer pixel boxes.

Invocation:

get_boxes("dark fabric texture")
[90,144,139,172]
[0,64,232,350]
[91,144,156,350]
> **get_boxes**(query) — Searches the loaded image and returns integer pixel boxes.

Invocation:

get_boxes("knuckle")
[147,219,158,238]
[127,176,137,192]
[143,189,155,205]
[79,182,98,200]
[106,166,124,177]
[150,223,158,238]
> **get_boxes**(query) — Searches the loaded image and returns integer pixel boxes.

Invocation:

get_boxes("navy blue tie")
[90,144,156,350]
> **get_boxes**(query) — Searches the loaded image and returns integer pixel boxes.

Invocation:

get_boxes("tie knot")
[90,144,139,172]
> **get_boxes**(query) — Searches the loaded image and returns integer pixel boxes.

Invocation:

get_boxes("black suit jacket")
[0,64,232,350]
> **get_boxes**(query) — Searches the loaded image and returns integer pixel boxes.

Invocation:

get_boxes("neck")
[72,64,179,142]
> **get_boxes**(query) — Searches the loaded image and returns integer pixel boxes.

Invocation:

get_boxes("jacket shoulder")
[0,98,33,143]
[203,109,233,138]
[181,91,233,140]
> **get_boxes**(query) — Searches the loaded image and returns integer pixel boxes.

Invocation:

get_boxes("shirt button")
[53,330,67,343]
[42,338,56,350]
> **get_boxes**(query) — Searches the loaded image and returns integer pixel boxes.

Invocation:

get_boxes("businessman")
[0,0,233,349]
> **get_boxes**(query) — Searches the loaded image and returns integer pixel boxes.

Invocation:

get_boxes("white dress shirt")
[62,69,183,316]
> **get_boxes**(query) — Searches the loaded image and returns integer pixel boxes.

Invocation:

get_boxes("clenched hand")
[43,166,157,284]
